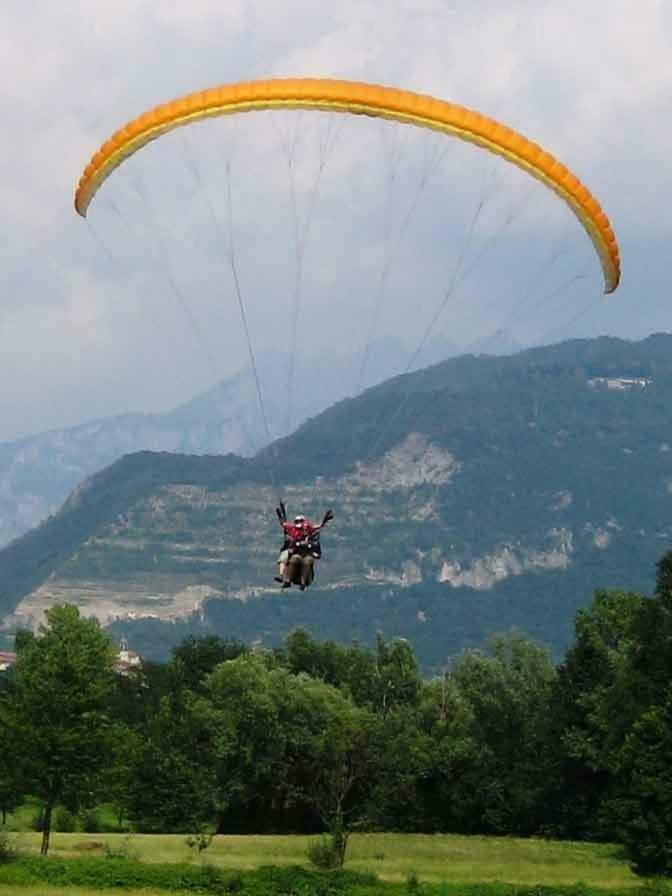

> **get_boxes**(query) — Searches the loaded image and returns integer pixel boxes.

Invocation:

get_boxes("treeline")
[2,553,672,875]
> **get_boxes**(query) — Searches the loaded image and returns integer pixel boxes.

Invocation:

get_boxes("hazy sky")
[1,0,670,442]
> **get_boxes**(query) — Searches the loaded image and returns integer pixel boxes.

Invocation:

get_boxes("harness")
[289,530,321,559]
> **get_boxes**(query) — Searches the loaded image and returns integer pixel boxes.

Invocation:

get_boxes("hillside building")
[115,638,143,675]
[588,376,652,391]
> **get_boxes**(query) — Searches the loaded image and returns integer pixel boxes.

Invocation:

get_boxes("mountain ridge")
[2,333,671,669]
[0,337,459,548]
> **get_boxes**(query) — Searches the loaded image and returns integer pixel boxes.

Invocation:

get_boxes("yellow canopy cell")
[74,78,620,293]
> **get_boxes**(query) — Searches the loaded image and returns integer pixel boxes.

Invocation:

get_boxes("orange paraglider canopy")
[75,77,620,292]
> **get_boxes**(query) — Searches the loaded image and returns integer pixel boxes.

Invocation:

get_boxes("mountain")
[1,334,671,671]
[0,338,458,548]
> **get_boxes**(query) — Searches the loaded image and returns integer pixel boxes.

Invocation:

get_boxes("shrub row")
[0,856,661,896]
[0,856,234,892]
[0,857,380,894]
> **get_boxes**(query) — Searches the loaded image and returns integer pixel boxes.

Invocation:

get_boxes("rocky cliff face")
[438,529,573,590]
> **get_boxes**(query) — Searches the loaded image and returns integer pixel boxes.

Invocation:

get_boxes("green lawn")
[0,889,194,896]
[4,831,637,888]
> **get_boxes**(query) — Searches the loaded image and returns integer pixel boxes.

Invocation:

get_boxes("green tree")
[399,672,482,832]
[0,605,116,854]
[280,631,422,715]
[300,692,376,866]
[200,653,378,860]
[199,653,285,832]
[269,670,378,863]
[448,632,558,834]
[125,693,214,833]
[550,589,643,838]
[627,553,672,712]
[170,635,247,692]
[280,629,344,682]
[373,636,421,716]
[103,723,143,830]
[281,630,378,708]
[616,691,672,876]
[364,704,435,831]
[0,717,21,825]
[592,554,672,871]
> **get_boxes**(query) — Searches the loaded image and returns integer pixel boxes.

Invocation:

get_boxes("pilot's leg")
[275,549,289,583]
[284,554,301,588]
[300,556,314,590]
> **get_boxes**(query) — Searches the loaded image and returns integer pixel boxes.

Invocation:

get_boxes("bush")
[80,809,100,833]
[406,869,420,892]
[0,829,15,864]
[306,837,341,870]
[103,836,139,861]
[253,865,378,893]
[185,831,213,860]
[620,800,672,876]
[53,807,77,832]
[638,882,672,896]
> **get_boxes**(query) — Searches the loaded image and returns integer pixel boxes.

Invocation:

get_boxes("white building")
[115,639,143,675]
[588,376,652,391]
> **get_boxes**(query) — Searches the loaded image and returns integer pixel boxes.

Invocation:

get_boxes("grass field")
[2,830,638,888]
[0,889,187,896]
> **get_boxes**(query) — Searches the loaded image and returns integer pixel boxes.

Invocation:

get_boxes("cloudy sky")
[1,0,670,442]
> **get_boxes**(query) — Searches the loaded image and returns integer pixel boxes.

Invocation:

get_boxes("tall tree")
[298,689,376,866]
[0,710,21,825]
[448,632,558,834]
[199,653,285,832]
[627,552,672,711]
[396,673,482,833]
[601,553,672,871]
[550,589,643,839]
[199,652,378,858]
[124,695,213,833]
[616,692,672,876]
[0,605,116,854]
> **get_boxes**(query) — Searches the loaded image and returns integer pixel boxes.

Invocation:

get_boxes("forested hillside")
[2,334,672,668]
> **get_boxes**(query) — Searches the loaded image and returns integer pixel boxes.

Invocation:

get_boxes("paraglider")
[275,503,333,590]
[74,77,621,594]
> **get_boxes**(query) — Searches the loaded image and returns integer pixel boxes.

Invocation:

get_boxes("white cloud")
[0,0,669,441]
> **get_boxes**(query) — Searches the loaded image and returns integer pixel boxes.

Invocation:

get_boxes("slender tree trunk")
[40,803,53,856]
[1,807,6,825]
[330,802,349,868]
